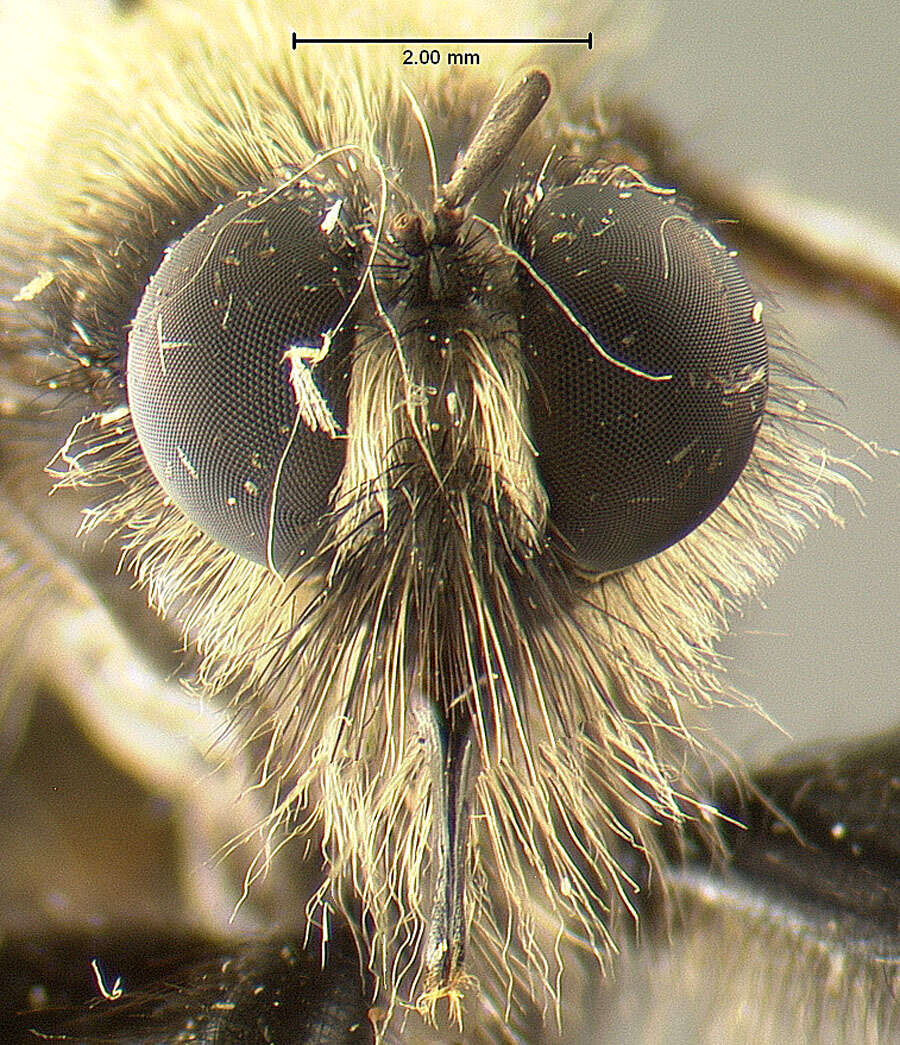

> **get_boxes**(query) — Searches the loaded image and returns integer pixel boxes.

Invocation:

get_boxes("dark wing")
[0,925,373,1045]
[604,730,900,1044]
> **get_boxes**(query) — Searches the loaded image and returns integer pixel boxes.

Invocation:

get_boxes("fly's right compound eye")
[512,172,769,574]
[127,178,361,572]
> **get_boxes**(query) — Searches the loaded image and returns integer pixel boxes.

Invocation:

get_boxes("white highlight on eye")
[221,290,234,330]
[283,341,342,438]
[176,446,199,479]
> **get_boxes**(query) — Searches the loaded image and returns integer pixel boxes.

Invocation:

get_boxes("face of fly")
[115,63,831,1022]
[0,3,869,1032]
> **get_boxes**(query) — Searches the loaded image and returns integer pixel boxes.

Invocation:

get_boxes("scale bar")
[291,34,593,50]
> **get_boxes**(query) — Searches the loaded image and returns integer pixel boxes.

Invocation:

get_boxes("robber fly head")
[10,14,856,1033]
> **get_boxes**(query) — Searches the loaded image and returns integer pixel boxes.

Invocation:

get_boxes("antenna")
[432,70,550,243]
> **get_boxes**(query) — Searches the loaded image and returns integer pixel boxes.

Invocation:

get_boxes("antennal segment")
[433,69,550,243]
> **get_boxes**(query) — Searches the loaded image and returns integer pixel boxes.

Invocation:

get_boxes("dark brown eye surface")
[512,173,768,573]
[127,179,360,571]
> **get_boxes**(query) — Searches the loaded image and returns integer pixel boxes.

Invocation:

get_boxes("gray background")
[624,0,899,760]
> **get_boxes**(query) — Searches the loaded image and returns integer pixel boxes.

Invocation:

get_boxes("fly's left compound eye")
[513,173,768,574]
[127,179,360,572]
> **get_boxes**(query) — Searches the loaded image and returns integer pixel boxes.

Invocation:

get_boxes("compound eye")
[127,179,359,572]
[515,175,768,573]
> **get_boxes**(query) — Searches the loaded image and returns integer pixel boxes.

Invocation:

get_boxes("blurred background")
[622,0,899,760]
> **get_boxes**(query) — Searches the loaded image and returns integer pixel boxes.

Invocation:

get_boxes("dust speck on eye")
[320,198,343,234]
[176,447,199,479]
